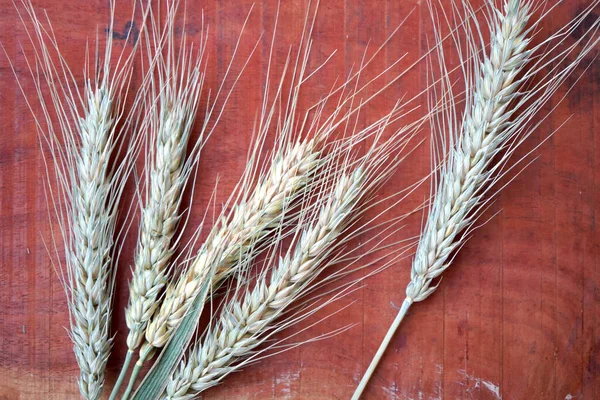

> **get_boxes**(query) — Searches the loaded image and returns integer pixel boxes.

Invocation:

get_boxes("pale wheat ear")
[108,1,210,397]
[9,0,147,398]
[353,1,600,397]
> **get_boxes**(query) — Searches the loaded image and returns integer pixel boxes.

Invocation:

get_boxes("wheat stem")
[352,298,412,400]
[110,350,135,400]
[12,1,144,396]
[121,358,145,400]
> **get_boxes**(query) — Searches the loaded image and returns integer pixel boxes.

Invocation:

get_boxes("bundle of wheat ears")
[6,0,599,398]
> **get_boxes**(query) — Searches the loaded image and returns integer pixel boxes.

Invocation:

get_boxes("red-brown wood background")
[1,1,599,399]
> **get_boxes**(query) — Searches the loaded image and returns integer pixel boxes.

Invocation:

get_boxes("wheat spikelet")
[353,1,600,397]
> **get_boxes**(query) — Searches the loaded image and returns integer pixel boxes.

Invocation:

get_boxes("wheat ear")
[353,0,600,397]
[70,79,118,400]
[406,0,533,306]
[163,164,366,399]
[12,1,142,398]
[125,7,206,354]
[353,2,533,396]
[109,7,208,399]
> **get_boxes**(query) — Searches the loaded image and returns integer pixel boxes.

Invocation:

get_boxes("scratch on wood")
[380,382,401,400]
[274,370,299,398]
[457,370,501,399]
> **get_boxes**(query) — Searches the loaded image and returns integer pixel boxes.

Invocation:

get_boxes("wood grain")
[0,1,598,399]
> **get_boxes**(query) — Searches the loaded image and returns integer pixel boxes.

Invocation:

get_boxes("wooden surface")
[1,1,599,399]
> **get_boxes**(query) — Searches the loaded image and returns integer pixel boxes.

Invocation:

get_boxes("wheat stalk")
[353,0,600,397]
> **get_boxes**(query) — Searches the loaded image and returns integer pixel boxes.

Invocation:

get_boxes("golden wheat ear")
[353,1,600,397]
[8,0,149,398]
